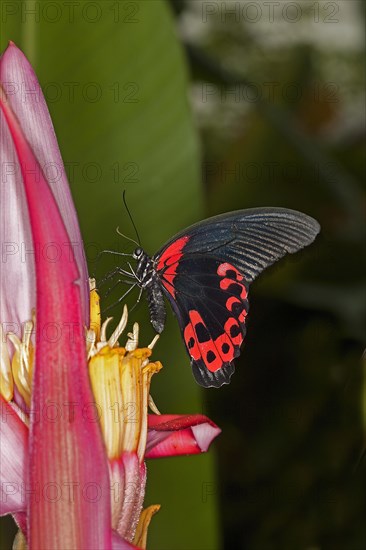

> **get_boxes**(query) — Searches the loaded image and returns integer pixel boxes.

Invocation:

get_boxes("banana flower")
[0,43,220,549]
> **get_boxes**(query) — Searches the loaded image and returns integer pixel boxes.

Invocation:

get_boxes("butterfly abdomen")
[135,252,167,334]
[145,280,166,334]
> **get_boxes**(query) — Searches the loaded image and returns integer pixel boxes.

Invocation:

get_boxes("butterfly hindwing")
[153,208,320,387]
[159,256,249,387]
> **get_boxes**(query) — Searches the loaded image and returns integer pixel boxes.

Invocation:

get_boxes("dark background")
[1,1,365,549]
[171,1,365,548]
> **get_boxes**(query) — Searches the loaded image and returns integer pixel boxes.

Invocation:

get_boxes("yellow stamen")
[148,394,161,415]
[4,282,162,547]
[126,322,139,352]
[108,305,128,348]
[0,324,13,401]
[87,289,162,542]
[100,317,113,343]
[89,278,101,340]
[87,293,163,461]
[133,505,161,550]
[148,334,159,350]
[12,530,27,550]
[89,345,162,460]
[7,321,34,407]
[86,328,96,359]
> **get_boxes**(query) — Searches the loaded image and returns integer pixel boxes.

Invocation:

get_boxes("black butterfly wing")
[161,255,249,387]
[153,208,320,388]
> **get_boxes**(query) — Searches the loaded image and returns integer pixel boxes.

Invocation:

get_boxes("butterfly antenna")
[123,190,141,246]
[116,226,139,247]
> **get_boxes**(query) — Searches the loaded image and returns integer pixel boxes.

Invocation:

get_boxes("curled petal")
[0,42,89,332]
[146,414,221,458]
[0,397,27,514]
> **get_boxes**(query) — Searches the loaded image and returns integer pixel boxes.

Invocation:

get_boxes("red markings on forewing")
[157,236,189,270]
[183,310,238,373]
[157,235,190,298]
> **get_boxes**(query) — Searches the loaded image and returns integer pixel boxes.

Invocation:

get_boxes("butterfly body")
[111,208,320,388]
[133,248,166,334]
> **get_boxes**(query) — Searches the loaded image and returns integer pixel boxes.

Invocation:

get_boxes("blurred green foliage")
[172,1,365,548]
[1,0,365,549]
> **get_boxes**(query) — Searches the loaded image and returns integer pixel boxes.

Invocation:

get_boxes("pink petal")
[13,511,27,536]
[110,453,146,542]
[0,81,111,548]
[0,397,27,515]
[0,42,89,336]
[112,531,141,550]
[146,415,221,458]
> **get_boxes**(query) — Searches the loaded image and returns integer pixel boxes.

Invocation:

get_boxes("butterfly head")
[133,247,144,261]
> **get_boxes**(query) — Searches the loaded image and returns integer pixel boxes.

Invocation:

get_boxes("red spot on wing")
[226,296,241,311]
[224,317,243,346]
[217,263,243,281]
[184,321,201,361]
[184,310,239,373]
[220,278,247,299]
[200,340,222,372]
[218,262,247,299]
[226,296,248,324]
[214,332,235,362]
[157,236,189,298]
[238,309,247,323]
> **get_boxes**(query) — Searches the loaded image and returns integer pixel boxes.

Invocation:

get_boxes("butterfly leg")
[104,278,136,298]
[129,286,144,314]
[91,249,135,278]
[99,266,136,287]
[127,261,140,282]
[102,283,138,313]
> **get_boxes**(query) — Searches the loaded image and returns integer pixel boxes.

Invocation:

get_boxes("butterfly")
[102,208,320,388]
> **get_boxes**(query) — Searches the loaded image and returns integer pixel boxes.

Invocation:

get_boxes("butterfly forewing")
[154,208,320,388]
